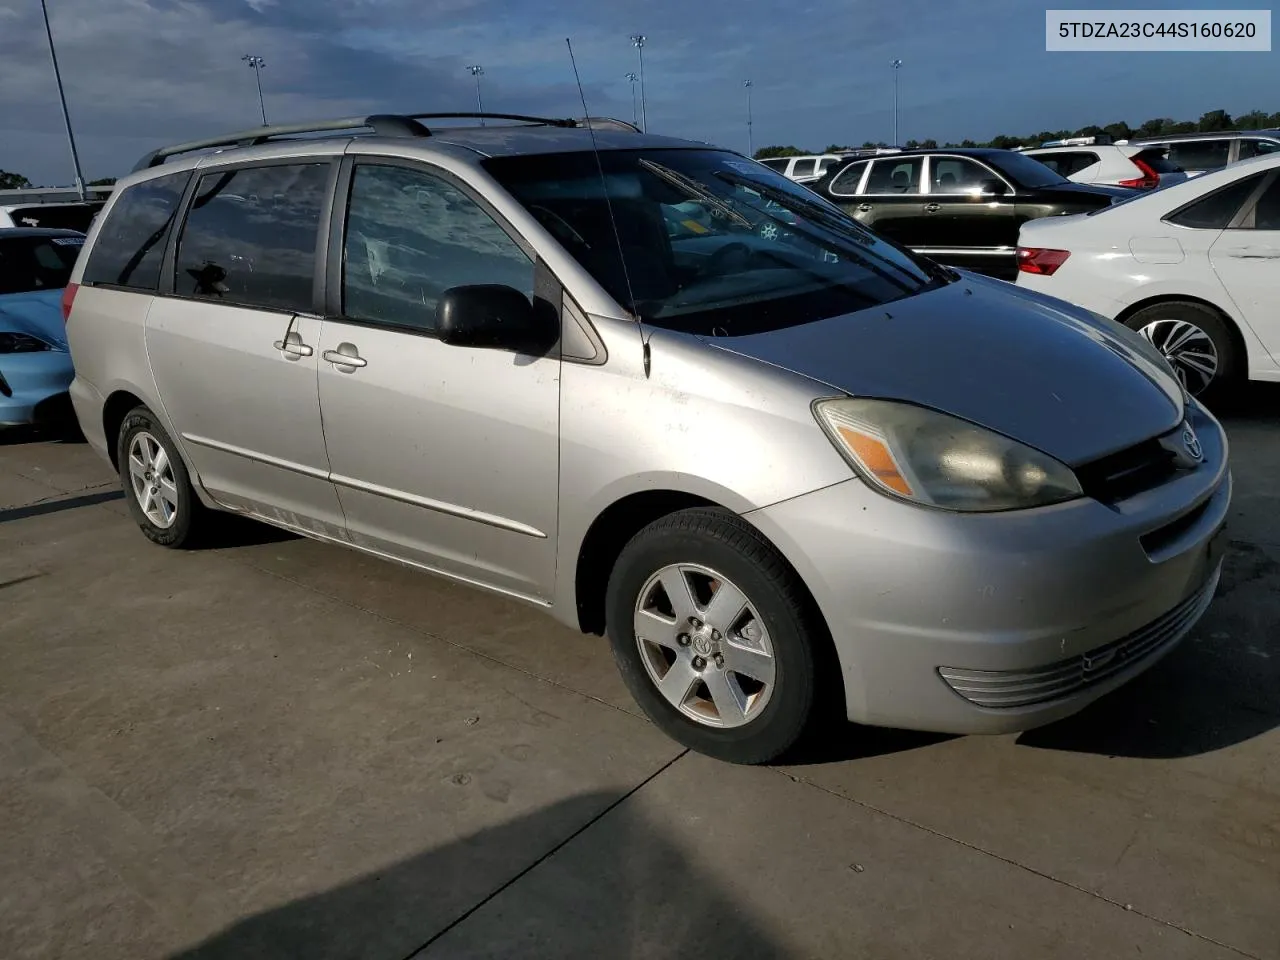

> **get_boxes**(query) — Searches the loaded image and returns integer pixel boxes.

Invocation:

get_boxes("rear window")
[1166,140,1231,171]
[1034,152,1098,177]
[1133,149,1179,173]
[1165,171,1267,229]
[3,203,104,233]
[82,172,189,291]
[0,234,83,294]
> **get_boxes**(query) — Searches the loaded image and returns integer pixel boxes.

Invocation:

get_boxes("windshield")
[988,152,1069,188]
[0,234,83,295]
[484,148,947,336]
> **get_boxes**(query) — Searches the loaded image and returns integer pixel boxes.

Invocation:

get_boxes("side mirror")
[979,179,1008,197]
[436,285,557,354]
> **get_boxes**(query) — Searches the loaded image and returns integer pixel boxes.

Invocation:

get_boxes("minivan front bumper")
[745,403,1230,735]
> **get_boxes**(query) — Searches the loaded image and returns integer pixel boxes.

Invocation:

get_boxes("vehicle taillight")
[1016,247,1070,276]
[61,282,79,322]
[1118,156,1160,189]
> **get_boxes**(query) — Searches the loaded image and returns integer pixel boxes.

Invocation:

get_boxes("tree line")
[753,108,1280,159]
[0,171,116,190]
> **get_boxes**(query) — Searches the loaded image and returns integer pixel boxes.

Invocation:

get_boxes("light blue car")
[0,228,83,428]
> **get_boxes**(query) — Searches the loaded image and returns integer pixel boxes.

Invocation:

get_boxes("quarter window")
[1165,172,1267,229]
[864,157,923,194]
[1166,140,1231,171]
[343,164,533,333]
[1239,139,1280,160]
[828,161,870,196]
[174,163,328,312]
[1235,175,1280,230]
[929,157,995,194]
[790,159,817,178]
[82,172,188,291]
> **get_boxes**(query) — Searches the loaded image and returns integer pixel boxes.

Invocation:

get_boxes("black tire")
[116,405,210,548]
[1121,301,1242,402]
[605,507,826,764]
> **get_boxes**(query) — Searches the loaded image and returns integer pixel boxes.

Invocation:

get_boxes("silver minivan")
[65,113,1230,763]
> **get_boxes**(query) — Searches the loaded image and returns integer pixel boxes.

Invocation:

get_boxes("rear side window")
[1236,175,1280,230]
[1239,139,1280,160]
[864,157,922,194]
[1165,171,1267,229]
[1166,140,1230,171]
[828,161,869,196]
[790,159,817,178]
[0,235,83,294]
[82,173,188,290]
[1034,152,1096,177]
[174,163,328,313]
[758,158,789,171]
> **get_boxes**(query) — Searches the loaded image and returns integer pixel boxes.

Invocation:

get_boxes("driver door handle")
[857,203,873,212]
[323,345,367,369]
[924,202,942,213]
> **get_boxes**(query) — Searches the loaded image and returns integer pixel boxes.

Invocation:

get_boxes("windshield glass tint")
[0,235,82,294]
[988,151,1069,188]
[484,149,942,336]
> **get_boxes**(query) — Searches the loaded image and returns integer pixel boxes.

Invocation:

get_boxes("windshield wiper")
[639,159,753,229]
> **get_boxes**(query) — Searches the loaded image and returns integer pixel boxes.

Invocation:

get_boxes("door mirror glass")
[437,284,556,353]
[979,178,1008,197]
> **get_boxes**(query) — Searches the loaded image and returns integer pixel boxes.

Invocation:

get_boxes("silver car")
[65,113,1230,764]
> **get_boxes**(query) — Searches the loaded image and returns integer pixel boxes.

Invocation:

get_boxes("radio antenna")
[566,37,650,377]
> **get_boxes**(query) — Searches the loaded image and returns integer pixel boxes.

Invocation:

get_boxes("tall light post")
[629,34,647,132]
[242,55,267,125]
[743,79,754,157]
[625,72,639,127]
[465,65,485,125]
[890,58,903,146]
[38,0,85,199]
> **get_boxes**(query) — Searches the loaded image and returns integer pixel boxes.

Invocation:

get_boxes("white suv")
[756,155,844,185]
[1022,144,1186,190]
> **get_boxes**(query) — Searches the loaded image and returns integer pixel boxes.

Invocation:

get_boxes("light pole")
[630,34,647,132]
[38,0,85,200]
[891,58,903,146]
[242,55,267,125]
[625,72,639,127]
[466,65,485,125]
[743,80,754,157]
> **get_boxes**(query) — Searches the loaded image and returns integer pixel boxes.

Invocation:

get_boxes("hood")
[1042,181,1136,202]
[0,289,68,350]
[703,276,1183,466]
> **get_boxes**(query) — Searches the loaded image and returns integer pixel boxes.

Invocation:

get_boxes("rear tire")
[116,406,210,548]
[1122,301,1242,402]
[605,508,825,764]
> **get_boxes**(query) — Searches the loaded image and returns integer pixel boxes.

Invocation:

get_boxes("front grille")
[1076,435,1177,503]
[938,565,1220,709]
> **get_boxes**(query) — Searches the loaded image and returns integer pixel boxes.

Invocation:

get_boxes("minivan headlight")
[813,398,1083,512]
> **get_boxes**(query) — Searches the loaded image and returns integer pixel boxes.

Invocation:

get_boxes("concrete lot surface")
[1,391,1278,959]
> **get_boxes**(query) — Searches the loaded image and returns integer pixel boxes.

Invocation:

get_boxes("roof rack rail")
[132,114,432,171]
[131,111,644,173]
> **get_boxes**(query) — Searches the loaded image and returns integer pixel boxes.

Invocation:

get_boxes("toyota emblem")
[1182,424,1202,462]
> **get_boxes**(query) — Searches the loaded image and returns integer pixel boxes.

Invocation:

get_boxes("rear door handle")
[273,336,313,359]
[323,344,367,370]
[1223,246,1280,259]
[924,202,942,213]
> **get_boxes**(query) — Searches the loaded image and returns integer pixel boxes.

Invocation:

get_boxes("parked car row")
[49,111,1228,766]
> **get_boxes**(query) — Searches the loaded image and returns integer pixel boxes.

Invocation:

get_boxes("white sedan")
[1015,153,1280,398]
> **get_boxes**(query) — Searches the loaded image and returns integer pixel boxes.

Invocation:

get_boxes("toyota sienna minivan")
[64,113,1230,763]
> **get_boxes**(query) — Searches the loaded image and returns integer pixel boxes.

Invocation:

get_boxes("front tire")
[605,508,824,764]
[116,406,210,548]
[1122,301,1241,400]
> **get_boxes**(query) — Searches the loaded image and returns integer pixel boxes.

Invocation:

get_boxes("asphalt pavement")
[1,389,1277,960]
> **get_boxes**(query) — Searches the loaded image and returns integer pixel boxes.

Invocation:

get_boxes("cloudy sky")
[1,0,1273,185]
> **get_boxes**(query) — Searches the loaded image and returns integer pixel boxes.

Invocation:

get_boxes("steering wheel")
[699,241,753,278]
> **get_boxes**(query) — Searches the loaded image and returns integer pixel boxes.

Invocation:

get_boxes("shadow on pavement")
[1018,539,1280,760]
[0,488,123,524]
[1212,381,1280,425]
[785,724,955,766]
[196,514,299,550]
[167,791,787,960]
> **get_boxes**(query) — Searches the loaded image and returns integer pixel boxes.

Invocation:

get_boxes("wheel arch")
[101,389,148,469]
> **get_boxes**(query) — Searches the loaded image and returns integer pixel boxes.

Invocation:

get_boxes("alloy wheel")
[127,432,179,529]
[1138,317,1219,396]
[633,563,776,728]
